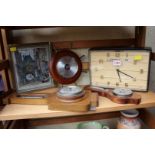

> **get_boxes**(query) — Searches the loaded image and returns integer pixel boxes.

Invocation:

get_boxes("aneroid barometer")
[48,49,93,112]
[49,49,84,102]
[90,48,151,91]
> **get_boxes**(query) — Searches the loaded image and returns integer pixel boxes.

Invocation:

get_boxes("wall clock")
[90,48,151,91]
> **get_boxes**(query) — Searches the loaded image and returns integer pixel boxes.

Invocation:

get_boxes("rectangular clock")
[89,48,151,91]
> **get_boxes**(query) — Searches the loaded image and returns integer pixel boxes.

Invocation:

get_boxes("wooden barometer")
[48,49,93,111]
[88,48,151,104]
[90,48,151,91]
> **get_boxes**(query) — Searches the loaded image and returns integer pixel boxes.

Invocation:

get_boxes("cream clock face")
[90,49,150,91]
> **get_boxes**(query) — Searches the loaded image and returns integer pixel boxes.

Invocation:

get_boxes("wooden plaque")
[90,48,151,91]
[48,91,93,112]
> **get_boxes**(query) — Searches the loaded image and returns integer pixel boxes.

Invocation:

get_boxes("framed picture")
[10,42,54,93]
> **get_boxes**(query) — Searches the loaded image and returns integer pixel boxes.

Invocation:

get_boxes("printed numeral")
[99,59,104,64]
[125,83,128,87]
[140,69,144,74]
[115,53,120,57]
[116,82,119,86]
[100,75,104,79]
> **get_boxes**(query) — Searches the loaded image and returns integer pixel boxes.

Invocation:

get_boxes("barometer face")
[56,56,78,78]
[90,49,151,91]
[58,86,83,96]
[113,88,133,97]
[57,85,85,101]
[49,50,82,84]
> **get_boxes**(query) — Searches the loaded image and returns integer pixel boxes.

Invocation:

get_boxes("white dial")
[58,86,83,97]
[113,88,133,97]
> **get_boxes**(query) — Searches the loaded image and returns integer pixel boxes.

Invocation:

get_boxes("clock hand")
[116,69,121,82]
[117,69,135,80]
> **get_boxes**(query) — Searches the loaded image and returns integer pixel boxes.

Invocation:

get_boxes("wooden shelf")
[1,26,154,128]
[1,88,155,121]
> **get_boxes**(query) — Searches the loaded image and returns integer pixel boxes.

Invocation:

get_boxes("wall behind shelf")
[11,26,155,92]
[11,26,135,43]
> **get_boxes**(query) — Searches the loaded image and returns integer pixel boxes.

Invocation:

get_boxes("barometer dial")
[49,50,82,84]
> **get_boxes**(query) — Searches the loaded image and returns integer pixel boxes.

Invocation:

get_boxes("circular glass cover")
[113,88,133,97]
[56,56,78,78]
[58,86,83,96]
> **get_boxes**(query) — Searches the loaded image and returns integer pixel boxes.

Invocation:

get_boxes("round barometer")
[49,49,82,84]
[49,49,84,102]
[112,88,133,97]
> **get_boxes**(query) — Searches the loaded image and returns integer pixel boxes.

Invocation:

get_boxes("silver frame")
[10,42,54,93]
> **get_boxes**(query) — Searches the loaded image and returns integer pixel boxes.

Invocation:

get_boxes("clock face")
[90,49,150,91]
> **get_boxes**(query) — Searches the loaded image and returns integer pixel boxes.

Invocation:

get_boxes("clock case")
[89,47,152,92]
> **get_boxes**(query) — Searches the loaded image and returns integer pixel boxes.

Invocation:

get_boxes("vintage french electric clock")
[90,48,151,91]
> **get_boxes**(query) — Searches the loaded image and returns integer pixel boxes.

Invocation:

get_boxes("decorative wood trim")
[135,26,146,48]
[27,111,120,127]
[139,109,155,129]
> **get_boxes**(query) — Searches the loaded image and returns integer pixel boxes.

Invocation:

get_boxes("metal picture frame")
[10,42,54,93]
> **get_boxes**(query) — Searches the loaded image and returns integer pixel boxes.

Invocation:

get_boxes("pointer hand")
[116,69,121,82]
[117,69,135,80]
